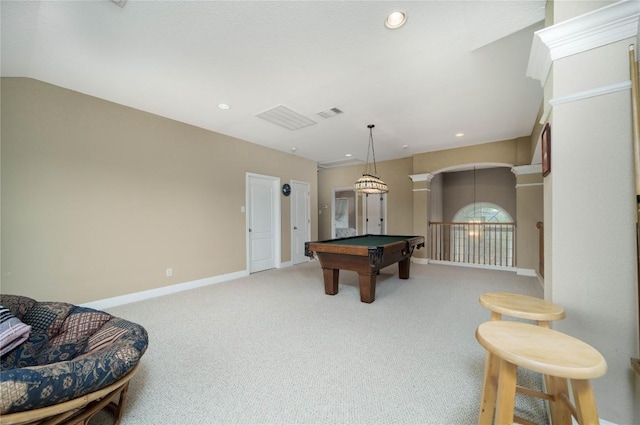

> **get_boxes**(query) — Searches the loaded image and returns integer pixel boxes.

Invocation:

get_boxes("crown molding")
[527,0,640,85]
[511,164,542,176]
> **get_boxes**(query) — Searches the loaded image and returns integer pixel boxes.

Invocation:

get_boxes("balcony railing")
[429,222,516,268]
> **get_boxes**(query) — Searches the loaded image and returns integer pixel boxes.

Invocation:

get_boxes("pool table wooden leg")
[398,257,411,279]
[323,268,339,295]
[359,272,377,303]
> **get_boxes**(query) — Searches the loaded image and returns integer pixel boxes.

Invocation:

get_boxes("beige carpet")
[91,261,548,425]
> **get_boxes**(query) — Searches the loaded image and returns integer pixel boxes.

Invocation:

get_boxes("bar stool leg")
[478,352,500,425]
[571,379,600,425]
[495,359,517,425]
[547,376,573,425]
[543,374,558,424]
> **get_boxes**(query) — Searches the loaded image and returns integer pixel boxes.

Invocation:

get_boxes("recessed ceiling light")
[218,103,230,110]
[385,12,407,29]
[455,132,465,137]
[345,153,352,157]
[402,144,409,149]
[291,147,297,152]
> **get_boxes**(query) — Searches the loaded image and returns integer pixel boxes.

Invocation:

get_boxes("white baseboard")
[573,419,617,425]
[516,268,537,277]
[278,260,293,268]
[429,259,516,272]
[80,269,249,310]
[413,259,534,275]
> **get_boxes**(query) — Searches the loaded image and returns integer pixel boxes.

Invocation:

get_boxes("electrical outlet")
[166,268,173,277]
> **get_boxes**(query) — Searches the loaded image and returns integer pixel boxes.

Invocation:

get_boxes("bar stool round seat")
[480,292,565,327]
[476,321,607,425]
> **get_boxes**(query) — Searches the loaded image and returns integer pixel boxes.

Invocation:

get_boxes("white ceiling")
[1,0,545,167]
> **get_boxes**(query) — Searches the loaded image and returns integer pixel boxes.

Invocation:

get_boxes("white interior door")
[247,174,279,273]
[364,193,386,234]
[291,181,310,265]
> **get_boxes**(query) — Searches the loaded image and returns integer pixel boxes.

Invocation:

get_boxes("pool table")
[305,234,425,303]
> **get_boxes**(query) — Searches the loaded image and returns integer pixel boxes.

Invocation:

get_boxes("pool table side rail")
[304,235,425,259]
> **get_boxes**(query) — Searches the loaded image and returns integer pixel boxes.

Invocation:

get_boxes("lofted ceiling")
[1,0,545,167]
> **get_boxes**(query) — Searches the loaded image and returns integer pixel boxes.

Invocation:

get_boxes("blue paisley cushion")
[0,295,148,415]
[0,305,32,356]
[1,332,49,369]
[0,295,37,320]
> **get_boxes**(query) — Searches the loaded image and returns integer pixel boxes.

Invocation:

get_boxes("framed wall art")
[542,122,551,177]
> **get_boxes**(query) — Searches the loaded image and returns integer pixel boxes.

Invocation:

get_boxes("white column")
[527,2,640,422]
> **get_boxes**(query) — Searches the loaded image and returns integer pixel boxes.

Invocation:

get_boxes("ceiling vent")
[255,105,316,131]
[317,107,343,119]
[318,158,365,169]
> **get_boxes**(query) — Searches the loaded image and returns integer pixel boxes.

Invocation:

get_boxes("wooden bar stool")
[479,292,566,328]
[476,321,607,425]
[479,292,566,423]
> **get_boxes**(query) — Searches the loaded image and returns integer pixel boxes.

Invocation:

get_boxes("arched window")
[452,202,513,223]
[446,202,514,267]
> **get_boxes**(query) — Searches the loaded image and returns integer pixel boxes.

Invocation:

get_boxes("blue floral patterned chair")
[0,294,148,424]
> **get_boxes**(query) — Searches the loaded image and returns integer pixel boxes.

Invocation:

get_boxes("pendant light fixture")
[469,166,481,236]
[473,165,477,217]
[354,124,388,194]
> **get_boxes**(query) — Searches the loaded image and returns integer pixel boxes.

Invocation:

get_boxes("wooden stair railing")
[536,222,544,278]
[429,222,516,268]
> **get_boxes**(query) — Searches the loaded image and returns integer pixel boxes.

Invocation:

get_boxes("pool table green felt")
[305,234,425,303]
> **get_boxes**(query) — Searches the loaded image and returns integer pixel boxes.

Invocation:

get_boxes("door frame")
[331,187,359,237]
[245,172,281,272]
[290,180,311,265]
[363,192,387,234]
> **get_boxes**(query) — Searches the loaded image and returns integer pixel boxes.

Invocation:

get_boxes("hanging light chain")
[354,124,388,194]
[368,124,377,176]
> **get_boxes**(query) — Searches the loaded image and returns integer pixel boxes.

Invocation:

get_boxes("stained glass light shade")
[354,125,388,194]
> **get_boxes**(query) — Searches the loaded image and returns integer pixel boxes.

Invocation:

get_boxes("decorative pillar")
[409,173,434,263]
[526,2,640,422]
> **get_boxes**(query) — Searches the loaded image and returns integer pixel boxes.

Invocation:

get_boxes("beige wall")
[1,78,318,304]
[2,77,533,306]
[317,157,413,240]
[441,168,516,222]
[514,169,543,272]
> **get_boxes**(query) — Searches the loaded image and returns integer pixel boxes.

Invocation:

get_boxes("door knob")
[249,228,252,232]
[294,226,298,230]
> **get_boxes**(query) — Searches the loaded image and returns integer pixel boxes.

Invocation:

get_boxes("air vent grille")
[255,105,316,131]
[317,107,343,119]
